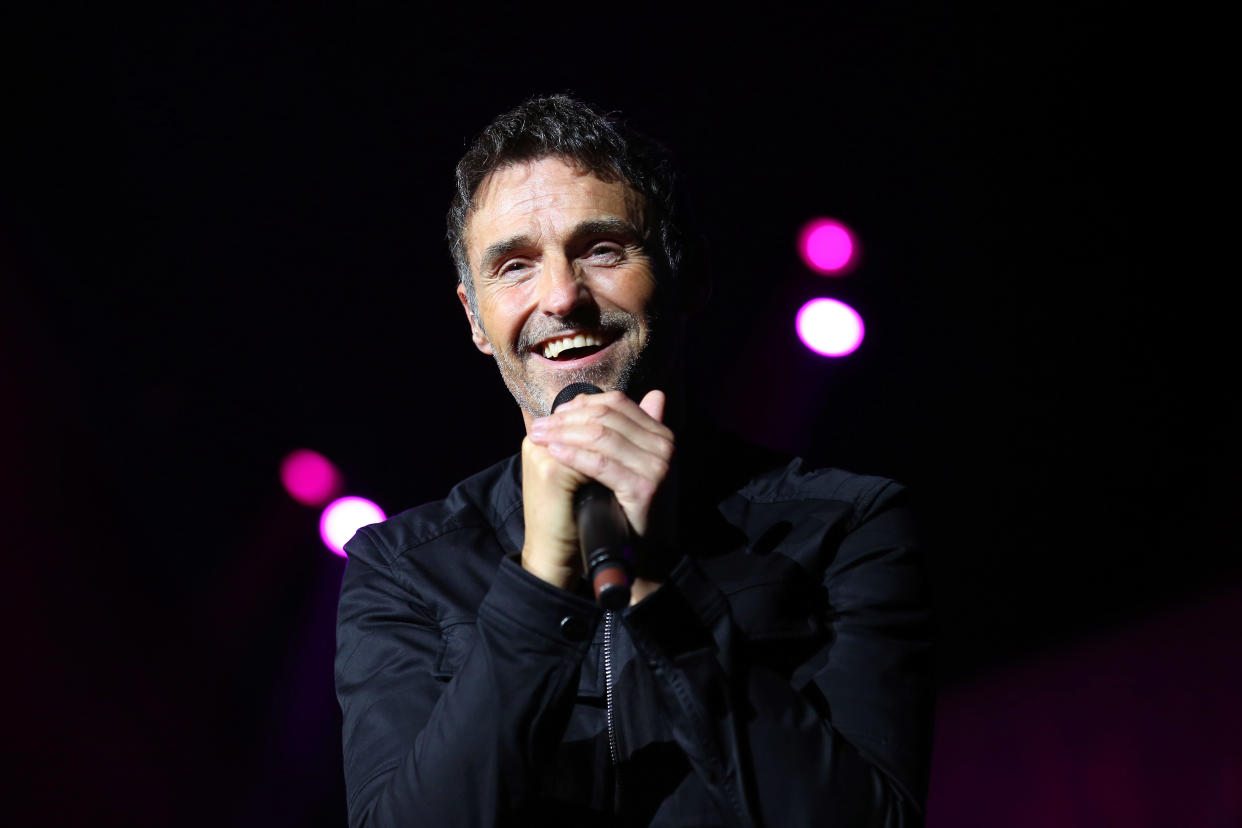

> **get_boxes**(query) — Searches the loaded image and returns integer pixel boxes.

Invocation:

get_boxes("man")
[335,95,933,827]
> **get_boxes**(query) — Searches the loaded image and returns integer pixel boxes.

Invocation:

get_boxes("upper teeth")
[542,334,602,359]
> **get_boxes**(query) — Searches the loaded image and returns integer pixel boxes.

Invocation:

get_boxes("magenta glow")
[280,448,344,506]
[799,219,857,274]
[320,496,386,557]
[796,298,865,357]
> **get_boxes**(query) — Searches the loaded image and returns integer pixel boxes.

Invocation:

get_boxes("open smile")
[530,330,619,364]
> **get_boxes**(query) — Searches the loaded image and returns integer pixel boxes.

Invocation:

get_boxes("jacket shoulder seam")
[734,465,900,531]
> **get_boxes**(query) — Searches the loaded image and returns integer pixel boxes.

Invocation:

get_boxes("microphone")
[550,383,633,610]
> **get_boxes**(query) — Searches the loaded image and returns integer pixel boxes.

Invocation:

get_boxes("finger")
[638,389,666,424]
[536,418,671,482]
[531,408,673,467]
[546,390,672,442]
[545,442,662,534]
[523,435,587,490]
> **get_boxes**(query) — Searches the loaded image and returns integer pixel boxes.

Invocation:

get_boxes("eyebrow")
[479,235,535,276]
[575,217,642,241]
[478,217,643,276]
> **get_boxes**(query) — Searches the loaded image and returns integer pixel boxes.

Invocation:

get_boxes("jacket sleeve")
[334,529,602,828]
[622,479,934,828]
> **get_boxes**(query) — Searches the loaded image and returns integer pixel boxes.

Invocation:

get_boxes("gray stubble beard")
[488,311,654,418]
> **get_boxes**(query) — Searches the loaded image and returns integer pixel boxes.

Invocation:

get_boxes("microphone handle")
[574,483,633,610]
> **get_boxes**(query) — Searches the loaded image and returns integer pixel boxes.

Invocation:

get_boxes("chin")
[547,362,634,398]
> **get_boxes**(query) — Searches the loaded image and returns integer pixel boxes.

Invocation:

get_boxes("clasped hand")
[521,389,673,602]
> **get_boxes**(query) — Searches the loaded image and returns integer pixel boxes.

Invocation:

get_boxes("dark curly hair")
[447,94,689,308]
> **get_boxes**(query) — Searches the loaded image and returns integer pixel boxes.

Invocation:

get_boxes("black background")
[3,5,1230,826]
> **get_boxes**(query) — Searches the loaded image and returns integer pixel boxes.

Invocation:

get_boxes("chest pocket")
[431,617,477,680]
[706,550,831,680]
[429,617,605,700]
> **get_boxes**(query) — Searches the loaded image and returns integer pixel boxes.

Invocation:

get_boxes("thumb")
[638,389,666,423]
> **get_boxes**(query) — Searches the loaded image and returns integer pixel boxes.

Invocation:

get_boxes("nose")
[536,254,592,317]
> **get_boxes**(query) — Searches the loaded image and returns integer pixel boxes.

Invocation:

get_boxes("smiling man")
[457,158,658,422]
[335,95,934,827]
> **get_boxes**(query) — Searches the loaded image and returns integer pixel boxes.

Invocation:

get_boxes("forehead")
[464,157,641,258]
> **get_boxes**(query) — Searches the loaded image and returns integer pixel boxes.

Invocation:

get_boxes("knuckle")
[592,452,610,474]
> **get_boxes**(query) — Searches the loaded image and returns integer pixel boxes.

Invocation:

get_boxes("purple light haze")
[796,298,865,357]
[319,496,386,557]
[280,449,344,507]
[799,219,856,274]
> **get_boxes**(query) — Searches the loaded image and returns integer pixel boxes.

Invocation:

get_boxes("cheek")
[596,268,657,313]
[625,283,658,321]
[480,287,534,339]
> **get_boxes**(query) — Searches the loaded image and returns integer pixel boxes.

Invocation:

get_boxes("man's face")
[458,156,659,422]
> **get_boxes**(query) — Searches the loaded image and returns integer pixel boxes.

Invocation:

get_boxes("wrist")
[521,545,581,591]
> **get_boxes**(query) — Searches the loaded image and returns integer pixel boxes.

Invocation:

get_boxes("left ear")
[456,282,493,355]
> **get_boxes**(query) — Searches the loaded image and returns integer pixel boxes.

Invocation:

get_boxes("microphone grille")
[551,382,603,412]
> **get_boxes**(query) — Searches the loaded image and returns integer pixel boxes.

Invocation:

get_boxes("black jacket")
[335,442,933,827]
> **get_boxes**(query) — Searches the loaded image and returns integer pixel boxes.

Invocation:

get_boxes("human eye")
[496,258,532,278]
[584,241,625,264]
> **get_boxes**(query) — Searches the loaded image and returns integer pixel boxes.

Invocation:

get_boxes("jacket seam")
[735,476,894,533]
[347,758,403,811]
[349,529,437,626]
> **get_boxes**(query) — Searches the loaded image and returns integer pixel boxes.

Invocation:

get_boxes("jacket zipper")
[603,610,621,801]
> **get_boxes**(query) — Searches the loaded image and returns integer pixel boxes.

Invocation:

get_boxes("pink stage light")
[319,496,386,558]
[799,219,857,274]
[796,298,865,357]
[280,448,344,507]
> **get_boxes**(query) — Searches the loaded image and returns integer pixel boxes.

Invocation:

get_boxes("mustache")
[516,309,640,354]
